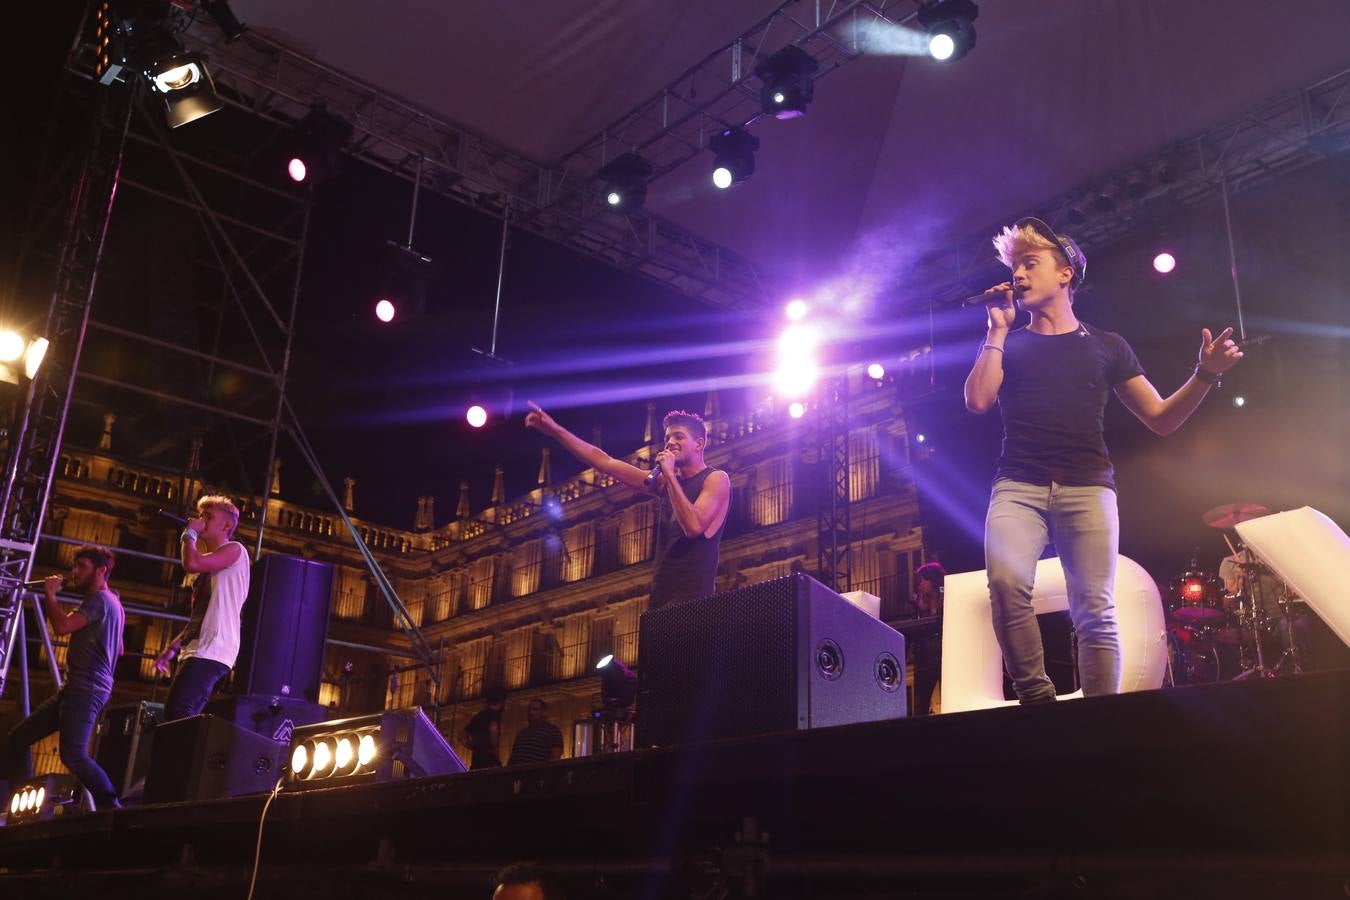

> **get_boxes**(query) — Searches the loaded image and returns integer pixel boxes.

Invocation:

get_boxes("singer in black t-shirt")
[963,217,1243,704]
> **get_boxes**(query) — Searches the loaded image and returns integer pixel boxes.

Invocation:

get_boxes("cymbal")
[1203,502,1271,529]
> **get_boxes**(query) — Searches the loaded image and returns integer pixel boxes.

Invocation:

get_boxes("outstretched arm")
[524,401,652,491]
[1115,327,1243,435]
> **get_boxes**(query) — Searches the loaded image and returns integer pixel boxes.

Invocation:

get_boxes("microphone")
[643,465,663,488]
[21,576,64,591]
[962,285,1022,307]
[156,509,189,527]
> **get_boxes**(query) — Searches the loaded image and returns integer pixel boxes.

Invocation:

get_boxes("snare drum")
[1167,571,1228,627]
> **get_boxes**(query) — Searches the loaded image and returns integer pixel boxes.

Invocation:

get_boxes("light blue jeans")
[985,478,1121,702]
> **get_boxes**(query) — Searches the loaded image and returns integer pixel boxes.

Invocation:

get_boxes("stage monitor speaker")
[285,707,466,789]
[235,553,334,702]
[204,694,328,747]
[94,701,163,798]
[143,714,284,804]
[636,572,907,749]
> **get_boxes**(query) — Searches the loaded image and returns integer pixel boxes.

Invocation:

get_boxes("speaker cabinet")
[94,701,163,798]
[144,714,284,804]
[204,694,328,746]
[636,573,907,748]
[235,554,335,702]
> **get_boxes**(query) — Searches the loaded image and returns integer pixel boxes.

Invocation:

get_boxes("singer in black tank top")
[649,466,727,610]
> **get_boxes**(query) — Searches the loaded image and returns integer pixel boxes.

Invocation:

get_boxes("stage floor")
[1,671,1345,899]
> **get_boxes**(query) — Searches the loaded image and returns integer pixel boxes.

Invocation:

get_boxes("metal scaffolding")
[816,373,852,594]
[0,8,440,706]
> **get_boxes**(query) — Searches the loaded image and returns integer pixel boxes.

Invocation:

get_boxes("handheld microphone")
[962,285,1022,307]
[21,576,64,590]
[156,509,189,527]
[643,465,663,487]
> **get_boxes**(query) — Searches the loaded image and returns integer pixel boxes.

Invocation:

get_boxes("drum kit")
[1165,503,1307,685]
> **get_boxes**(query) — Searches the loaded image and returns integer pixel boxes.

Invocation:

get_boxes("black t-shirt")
[648,466,727,610]
[464,706,501,768]
[995,323,1144,491]
[65,589,124,696]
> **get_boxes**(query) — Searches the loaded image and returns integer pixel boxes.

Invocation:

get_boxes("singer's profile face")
[663,426,702,464]
[1011,249,1071,307]
[69,557,98,592]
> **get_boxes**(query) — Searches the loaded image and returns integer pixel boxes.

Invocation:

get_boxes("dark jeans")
[1,686,119,808]
[164,657,231,721]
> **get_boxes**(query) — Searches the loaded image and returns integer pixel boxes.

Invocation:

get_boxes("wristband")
[1193,364,1221,386]
[181,527,199,542]
[981,344,1004,354]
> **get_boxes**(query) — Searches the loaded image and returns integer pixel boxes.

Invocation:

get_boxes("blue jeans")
[164,657,231,721]
[1,686,119,808]
[985,478,1121,702]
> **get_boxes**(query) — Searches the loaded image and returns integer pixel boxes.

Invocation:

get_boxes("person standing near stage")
[462,687,506,769]
[910,562,946,716]
[507,698,564,765]
[155,495,250,720]
[0,545,124,809]
[525,403,730,610]
[964,217,1242,703]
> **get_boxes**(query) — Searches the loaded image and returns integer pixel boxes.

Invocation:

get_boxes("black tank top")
[648,466,727,610]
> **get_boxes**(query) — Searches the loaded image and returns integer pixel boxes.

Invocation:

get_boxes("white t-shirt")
[180,540,252,668]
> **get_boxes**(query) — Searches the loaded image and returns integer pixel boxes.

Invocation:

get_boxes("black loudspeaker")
[143,714,284,804]
[204,694,328,746]
[235,554,335,702]
[94,701,163,798]
[636,573,907,748]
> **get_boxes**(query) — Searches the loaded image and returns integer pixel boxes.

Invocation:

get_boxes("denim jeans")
[985,478,1121,702]
[1,686,119,808]
[164,657,231,721]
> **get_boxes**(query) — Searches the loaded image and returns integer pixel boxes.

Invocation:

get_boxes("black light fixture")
[595,654,637,713]
[200,0,247,42]
[598,152,653,211]
[709,128,760,189]
[145,48,223,129]
[371,240,437,323]
[754,45,819,119]
[285,103,354,184]
[918,0,979,61]
[284,708,465,789]
[91,4,223,128]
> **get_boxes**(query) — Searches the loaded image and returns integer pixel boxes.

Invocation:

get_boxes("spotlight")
[918,0,979,62]
[374,299,396,322]
[285,709,465,789]
[1152,251,1176,274]
[788,401,806,419]
[916,433,927,444]
[866,362,886,380]
[1154,161,1179,185]
[774,359,818,398]
[595,655,638,713]
[785,299,808,320]
[709,128,759,189]
[1092,181,1121,213]
[1125,169,1150,201]
[466,405,488,428]
[754,45,819,119]
[372,241,436,321]
[4,775,80,823]
[777,325,819,357]
[287,104,354,185]
[0,331,25,363]
[1233,395,1246,408]
[145,51,223,129]
[597,153,652,211]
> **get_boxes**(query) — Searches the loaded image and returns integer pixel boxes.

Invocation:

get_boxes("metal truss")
[816,373,852,594]
[910,64,1350,309]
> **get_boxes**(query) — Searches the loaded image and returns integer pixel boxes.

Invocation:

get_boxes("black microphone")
[21,576,64,590]
[962,285,1022,307]
[643,465,663,487]
[156,509,189,527]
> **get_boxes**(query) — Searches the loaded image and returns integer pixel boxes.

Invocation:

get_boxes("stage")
[0,672,1344,899]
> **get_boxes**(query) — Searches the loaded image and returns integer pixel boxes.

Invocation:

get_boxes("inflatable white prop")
[1236,506,1350,651]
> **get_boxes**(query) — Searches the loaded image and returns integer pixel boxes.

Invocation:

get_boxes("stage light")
[284,709,464,790]
[4,775,80,824]
[916,433,927,444]
[374,299,396,322]
[1092,181,1121,214]
[785,299,808,320]
[466,405,488,428]
[709,128,759,190]
[789,401,806,419]
[0,331,25,363]
[145,52,223,129]
[372,242,436,322]
[918,0,979,62]
[287,104,354,185]
[598,153,653,211]
[1154,161,1179,185]
[200,0,247,42]
[1233,395,1246,408]
[287,157,307,183]
[1153,251,1176,274]
[596,655,638,712]
[774,359,818,398]
[866,362,886,380]
[777,325,819,357]
[754,45,819,119]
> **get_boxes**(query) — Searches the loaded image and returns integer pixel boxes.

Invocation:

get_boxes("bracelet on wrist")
[1193,364,1221,386]
[981,344,1004,354]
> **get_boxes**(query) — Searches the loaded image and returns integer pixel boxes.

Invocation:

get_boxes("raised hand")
[985,282,1018,332]
[1198,327,1243,374]
[524,400,558,435]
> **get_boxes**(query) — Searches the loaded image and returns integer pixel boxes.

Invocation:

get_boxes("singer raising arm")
[1112,327,1243,435]
[524,401,654,491]
[963,281,1018,413]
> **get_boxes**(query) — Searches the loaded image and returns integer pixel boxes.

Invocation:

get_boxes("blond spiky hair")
[992,223,1067,271]
[197,494,241,537]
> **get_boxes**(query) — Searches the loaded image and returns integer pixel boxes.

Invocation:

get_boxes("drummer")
[1218,549,1313,669]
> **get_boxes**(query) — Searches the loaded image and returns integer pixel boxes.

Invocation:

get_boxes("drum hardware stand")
[1267,596,1305,676]
[1231,552,1277,680]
